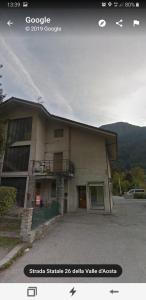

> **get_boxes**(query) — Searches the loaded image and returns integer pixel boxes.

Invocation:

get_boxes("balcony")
[32,159,75,177]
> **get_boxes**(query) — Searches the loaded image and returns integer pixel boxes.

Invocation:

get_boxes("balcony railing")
[32,159,75,177]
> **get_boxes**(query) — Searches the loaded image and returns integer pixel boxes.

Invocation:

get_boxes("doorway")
[53,152,63,172]
[78,186,86,208]
[89,184,104,209]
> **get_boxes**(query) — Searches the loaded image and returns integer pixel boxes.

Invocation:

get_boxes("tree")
[0,64,6,103]
[112,170,125,195]
[112,169,133,195]
[131,167,145,188]
[0,65,6,154]
[0,122,5,157]
[0,187,16,216]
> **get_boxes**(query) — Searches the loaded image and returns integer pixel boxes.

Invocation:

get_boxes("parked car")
[124,188,145,199]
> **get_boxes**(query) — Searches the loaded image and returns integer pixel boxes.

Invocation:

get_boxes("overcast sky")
[0,31,146,127]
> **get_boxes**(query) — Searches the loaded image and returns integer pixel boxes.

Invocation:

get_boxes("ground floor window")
[89,183,104,209]
[1,177,26,207]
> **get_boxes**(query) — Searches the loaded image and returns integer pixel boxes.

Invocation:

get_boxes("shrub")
[0,186,16,216]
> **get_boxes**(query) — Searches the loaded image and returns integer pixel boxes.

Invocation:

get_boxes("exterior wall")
[44,119,69,161]
[0,102,114,213]
[68,127,111,212]
[38,178,68,207]
[27,113,47,206]
[35,115,47,161]
[0,106,47,207]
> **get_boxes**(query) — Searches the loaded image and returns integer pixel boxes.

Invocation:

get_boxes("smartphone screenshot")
[0,0,146,298]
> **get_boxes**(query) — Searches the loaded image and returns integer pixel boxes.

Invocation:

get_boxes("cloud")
[0,35,44,100]
[0,32,146,126]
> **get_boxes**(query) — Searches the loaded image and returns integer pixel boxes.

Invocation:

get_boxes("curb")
[24,214,63,243]
[0,243,30,271]
[0,215,62,270]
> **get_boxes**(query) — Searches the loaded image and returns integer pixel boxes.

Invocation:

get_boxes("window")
[128,190,134,194]
[3,145,30,172]
[135,189,144,193]
[54,128,64,138]
[7,117,32,144]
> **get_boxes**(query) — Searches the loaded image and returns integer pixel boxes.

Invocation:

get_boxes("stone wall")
[20,207,61,243]
[20,208,33,242]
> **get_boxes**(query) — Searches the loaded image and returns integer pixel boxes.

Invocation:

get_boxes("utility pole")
[118,175,122,195]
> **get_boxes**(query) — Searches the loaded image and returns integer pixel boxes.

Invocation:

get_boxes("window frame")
[54,128,64,138]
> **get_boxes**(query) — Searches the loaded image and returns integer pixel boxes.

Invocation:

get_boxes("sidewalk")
[0,248,9,261]
[0,241,28,271]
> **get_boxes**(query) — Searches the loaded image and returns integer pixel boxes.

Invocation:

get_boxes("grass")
[0,237,20,248]
[0,218,20,232]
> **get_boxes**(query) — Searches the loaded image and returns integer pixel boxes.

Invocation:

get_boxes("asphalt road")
[0,196,146,283]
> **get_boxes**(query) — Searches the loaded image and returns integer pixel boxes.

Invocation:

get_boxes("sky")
[0,30,146,127]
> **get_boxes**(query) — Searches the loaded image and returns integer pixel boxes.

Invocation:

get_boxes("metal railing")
[31,201,60,229]
[32,159,75,177]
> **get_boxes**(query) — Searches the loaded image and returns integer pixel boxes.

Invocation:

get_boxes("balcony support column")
[56,175,64,215]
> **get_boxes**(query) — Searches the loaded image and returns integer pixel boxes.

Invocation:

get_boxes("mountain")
[101,122,146,170]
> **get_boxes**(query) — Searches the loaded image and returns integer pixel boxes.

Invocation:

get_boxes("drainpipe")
[56,175,64,215]
[105,146,112,213]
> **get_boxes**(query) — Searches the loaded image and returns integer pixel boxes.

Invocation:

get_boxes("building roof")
[0,97,117,160]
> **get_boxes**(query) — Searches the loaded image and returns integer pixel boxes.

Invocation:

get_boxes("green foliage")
[112,167,146,195]
[0,237,20,248]
[101,122,146,171]
[131,167,145,188]
[0,64,6,103]
[0,186,16,216]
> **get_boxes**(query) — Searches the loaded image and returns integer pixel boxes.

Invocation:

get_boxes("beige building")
[0,97,117,214]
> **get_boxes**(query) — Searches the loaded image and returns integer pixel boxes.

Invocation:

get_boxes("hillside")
[101,122,146,170]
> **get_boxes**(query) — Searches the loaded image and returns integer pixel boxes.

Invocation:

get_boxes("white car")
[124,189,145,199]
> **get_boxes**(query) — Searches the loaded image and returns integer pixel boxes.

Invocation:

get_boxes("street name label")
[24,264,122,277]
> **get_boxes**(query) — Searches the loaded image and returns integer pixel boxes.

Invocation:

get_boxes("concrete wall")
[44,119,69,161]
[68,127,111,212]
[0,103,113,213]
[39,178,68,207]
[35,115,47,161]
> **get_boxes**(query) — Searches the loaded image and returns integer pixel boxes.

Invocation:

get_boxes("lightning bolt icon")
[69,287,76,296]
